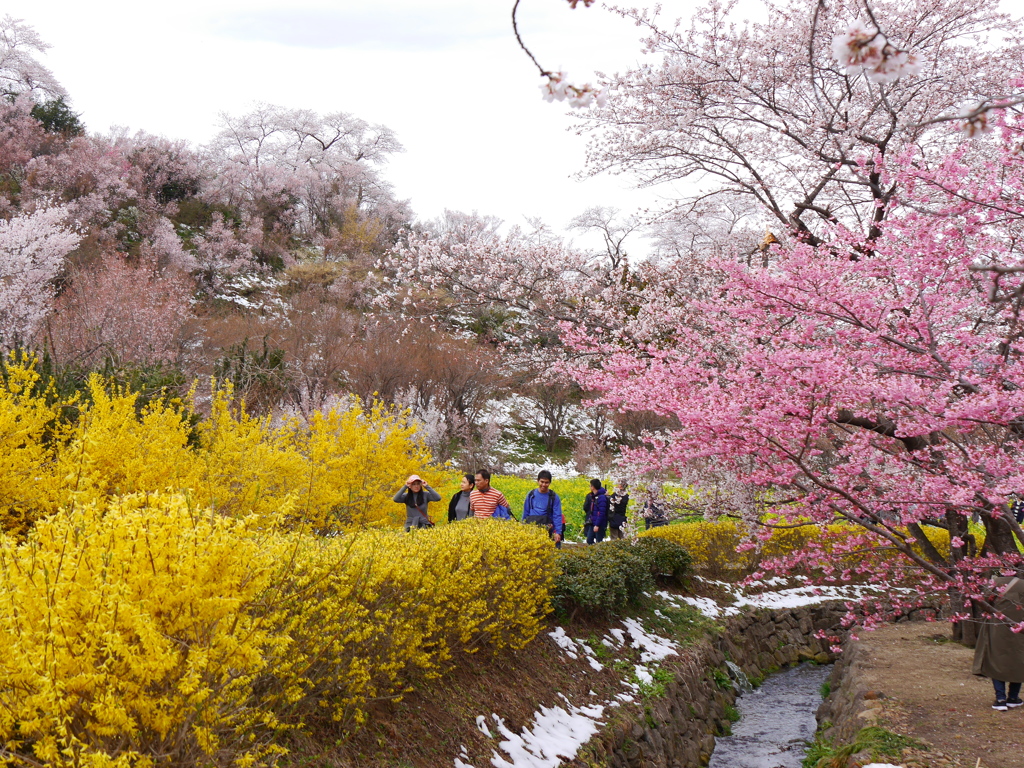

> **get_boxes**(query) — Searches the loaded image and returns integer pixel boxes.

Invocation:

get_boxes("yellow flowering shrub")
[0,494,283,768]
[0,359,64,536]
[0,360,438,533]
[0,496,553,766]
[53,376,200,513]
[642,520,959,580]
[185,387,437,531]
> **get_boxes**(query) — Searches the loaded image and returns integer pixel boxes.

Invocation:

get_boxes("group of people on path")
[394,472,1024,714]
[394,470,670,544]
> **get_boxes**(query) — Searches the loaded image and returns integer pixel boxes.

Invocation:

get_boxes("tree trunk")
[952,598,980,647]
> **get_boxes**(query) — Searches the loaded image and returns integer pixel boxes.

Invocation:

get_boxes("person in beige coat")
[972,574,1024,710]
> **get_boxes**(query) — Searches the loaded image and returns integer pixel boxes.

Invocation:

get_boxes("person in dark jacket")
[973,573,1024,710]
[447,473,475,522]
[608,481,629,540]
[641,491,668,530]
[585,478,609,545]
[393,475,441,532]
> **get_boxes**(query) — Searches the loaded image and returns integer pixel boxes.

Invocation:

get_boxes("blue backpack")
[492,505,512,520]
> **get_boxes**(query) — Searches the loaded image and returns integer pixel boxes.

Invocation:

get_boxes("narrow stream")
[708,663,831,768]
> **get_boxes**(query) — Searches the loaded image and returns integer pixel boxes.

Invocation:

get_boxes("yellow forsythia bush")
[0,361,66,536]
[0,494,553,767]
[642,520,957,580]
[0,357,437,533]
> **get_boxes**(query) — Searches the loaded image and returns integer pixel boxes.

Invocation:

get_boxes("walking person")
[973,572,1024,710]
[522,470,564,547]
[394,475,441,532]
[447,473,476,522]
[470,469,511,520]
[608,481,630,540]
[585,478,609,545]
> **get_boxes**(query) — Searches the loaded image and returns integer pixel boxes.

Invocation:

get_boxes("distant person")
[470,469,511,520]
[973,572,1024,710]
[1012,495,1024,524]
[583,487,594,536]
[447,473,476,522]
[585,478,609,545]
[642,491,668,530]
[522,470,564,547]
[608,481,630,540]
[393,475,441,532]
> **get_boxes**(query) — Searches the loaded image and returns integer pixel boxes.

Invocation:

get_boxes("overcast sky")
[6,0,686,250]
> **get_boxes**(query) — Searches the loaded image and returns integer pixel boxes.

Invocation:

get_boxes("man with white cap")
[393,474,441,532]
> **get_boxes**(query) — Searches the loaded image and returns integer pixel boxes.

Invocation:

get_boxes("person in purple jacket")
[585,478,609,545]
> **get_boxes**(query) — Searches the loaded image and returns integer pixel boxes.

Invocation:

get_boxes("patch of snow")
[679,596,731,618]
[586,656,603,671]
[621,618,678,663]
[608,628,626,645]
[634,665,653,685]
[477,715,492,737]
[488,700,606,768]
[547,627,579,659]
[672,579,899,618]
[455,760,476,768]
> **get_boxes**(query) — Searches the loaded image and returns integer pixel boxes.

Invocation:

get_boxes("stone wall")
[582,605,846,768]
[815,635,886,746]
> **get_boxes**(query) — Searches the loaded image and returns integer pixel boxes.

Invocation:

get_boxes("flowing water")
[708,663,831,768]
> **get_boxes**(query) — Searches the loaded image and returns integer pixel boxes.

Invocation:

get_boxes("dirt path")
[855,623,1024,768]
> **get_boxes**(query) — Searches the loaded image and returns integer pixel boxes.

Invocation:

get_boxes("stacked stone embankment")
[586,605,846,768]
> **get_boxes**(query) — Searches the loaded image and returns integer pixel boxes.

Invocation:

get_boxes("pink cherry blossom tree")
[0,15,66,101]
[427,0,1024,633]
[0,206,80,347]
[206,104,405,246]
[579,0,1022,247]
[46,254,192,367]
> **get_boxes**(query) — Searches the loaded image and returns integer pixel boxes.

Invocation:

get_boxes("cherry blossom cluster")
[959,103,992,138]
[831,19,921,83]
[540,71,608,109]
[0,206,81,347]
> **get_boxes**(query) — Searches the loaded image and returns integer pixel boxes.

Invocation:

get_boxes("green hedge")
[552,538,692,616]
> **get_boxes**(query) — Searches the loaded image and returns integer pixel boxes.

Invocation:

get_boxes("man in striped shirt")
[470,469,510,519]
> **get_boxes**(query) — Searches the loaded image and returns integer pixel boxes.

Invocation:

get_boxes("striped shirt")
[470,487,510,520]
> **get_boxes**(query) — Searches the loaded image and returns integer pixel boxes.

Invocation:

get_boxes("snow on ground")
[660,580,887,619]
[482,703,607,768]
[476,715,492,737]
[546,627,579,659]
[619,618,678,663]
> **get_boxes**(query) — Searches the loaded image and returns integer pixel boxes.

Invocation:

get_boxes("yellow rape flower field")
[0,357,554,767]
